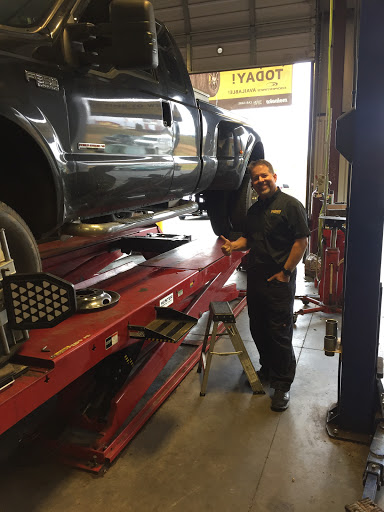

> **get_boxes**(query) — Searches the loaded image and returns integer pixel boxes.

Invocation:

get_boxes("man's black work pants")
[247,264,296,392]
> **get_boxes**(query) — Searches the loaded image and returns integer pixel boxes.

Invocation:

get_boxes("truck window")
[157,29,186,91]
[0,0,57,27]
[218,128,235,158]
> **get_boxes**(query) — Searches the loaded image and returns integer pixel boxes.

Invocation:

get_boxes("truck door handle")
[162,101,173,127]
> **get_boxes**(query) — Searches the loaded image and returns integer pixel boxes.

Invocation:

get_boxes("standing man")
[221,160,309,411]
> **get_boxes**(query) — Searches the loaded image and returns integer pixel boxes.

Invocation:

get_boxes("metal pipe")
[0,229,11,261]
[330,227,338,248]
[61,200,199,238]
[7,328,16,346]
[325,319,338,356]
[326,318,338,337]
[0,325,10,355]
[324,334,337,356]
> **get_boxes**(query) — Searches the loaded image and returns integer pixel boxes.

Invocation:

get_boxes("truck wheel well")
[0,117,58,239]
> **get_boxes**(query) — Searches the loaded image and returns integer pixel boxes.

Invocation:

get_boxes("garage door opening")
[191,62,312,205]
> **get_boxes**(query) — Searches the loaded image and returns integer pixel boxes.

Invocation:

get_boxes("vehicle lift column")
[325,0,384,501]
[327,0,384,436]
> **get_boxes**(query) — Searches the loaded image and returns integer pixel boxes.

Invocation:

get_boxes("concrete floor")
[0,216,382,512]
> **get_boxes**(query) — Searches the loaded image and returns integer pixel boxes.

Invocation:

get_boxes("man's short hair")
[248,159,275,174]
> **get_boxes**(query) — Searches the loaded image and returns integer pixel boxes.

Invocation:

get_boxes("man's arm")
[283,237,308,273]
[220,235,248,256]
[267,237,308,282]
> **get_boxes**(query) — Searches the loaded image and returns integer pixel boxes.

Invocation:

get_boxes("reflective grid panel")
[2,273,77,329]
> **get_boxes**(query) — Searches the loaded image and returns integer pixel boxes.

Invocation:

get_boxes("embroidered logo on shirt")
[270,210,281,214]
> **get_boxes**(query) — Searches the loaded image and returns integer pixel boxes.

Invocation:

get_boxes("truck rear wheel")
[205,174,255,238]
[0,202,42,273]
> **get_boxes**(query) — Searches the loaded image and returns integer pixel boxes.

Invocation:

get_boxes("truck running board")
[61,200,198,238]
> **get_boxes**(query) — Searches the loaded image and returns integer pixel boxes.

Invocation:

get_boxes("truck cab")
[0,0,263,275]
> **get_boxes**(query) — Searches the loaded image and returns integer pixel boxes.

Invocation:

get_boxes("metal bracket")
[326,403,372,444]
[115,233,192,255]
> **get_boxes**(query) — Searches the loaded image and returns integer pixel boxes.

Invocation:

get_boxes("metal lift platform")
[0,228,247,473]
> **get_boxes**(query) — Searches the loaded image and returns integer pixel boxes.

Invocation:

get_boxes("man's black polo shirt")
[244,188,310,268]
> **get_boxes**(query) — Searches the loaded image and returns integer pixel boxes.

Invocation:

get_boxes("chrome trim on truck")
[61,200,198,237]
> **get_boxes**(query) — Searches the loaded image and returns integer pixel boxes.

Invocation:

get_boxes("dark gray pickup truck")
[0,0,264,273]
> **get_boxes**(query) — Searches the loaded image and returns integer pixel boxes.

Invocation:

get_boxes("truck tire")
[205,174,255,238]
[0,202,41,366]
[0,202,42,273]
[230,173,255,232]
[205,191,231,237]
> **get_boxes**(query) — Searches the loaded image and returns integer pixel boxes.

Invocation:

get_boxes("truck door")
[157,28,201,198]
[63,2,174,219]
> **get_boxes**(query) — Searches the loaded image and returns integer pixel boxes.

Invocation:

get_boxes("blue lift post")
[329,0,384,438]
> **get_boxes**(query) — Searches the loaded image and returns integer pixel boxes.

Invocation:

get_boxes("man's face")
[250,164,277,199]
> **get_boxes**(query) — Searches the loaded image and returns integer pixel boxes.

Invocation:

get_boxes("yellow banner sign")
[190,65,293,109]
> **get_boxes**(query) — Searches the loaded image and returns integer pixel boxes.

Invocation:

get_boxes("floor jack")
[0,226,248,473]
[295,215,345,321]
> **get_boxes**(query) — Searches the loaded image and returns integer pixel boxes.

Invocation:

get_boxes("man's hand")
[267,271,290,283]
[220,235,233,256]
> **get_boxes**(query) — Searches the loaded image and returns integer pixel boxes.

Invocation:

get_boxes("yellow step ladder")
[197,301,265,396]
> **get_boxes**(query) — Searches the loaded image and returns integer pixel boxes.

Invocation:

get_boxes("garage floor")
[0,217,383,512]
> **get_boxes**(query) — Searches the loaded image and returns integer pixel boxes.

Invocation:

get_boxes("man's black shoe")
[271,389,290,411]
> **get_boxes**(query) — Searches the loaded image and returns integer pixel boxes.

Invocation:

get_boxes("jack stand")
[295,216,345,320]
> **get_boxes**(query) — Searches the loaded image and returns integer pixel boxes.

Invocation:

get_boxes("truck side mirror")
[65,0,158,70]
[105,0,158,69]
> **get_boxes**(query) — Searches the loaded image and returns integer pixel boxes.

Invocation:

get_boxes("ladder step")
[210,301,236,323]
[198,302,265,395]
[210,351,242,356]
